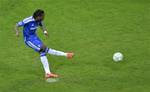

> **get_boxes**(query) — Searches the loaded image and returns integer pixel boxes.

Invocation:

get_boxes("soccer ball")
[113,52,123,62]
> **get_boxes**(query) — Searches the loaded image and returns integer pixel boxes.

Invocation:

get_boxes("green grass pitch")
[0,0,150,92]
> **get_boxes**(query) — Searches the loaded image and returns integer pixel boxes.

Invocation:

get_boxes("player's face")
[37,14,45,21]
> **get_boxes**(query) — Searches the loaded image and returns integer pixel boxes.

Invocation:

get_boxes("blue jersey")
[17,16,43,40]
[17,16,45,53]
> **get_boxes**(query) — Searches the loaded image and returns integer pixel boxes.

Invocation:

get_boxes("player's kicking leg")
[25,40,59,79]
[46,48,74,59]
[40,45,74,79]
[25,38,74,79]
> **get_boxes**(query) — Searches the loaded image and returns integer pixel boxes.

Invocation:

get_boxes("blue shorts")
[24,36,43,52]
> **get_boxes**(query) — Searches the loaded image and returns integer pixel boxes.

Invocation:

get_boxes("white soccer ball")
[113,52,123,62]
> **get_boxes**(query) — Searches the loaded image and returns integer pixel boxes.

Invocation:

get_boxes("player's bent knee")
[40,52,46,57]
[39,45,47,53]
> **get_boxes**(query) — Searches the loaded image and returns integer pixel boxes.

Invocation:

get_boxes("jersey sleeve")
[17,21,25,27]
[17,16,34,27]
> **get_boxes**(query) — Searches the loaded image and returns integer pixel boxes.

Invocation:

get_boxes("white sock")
[47,48,67,57]
[40,56,51,74]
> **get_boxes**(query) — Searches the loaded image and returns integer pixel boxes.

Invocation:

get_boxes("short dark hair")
[33,9,44,19]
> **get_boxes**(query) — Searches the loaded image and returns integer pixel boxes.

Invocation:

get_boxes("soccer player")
[15,9,74,79]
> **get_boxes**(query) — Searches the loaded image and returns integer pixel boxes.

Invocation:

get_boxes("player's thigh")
[25,38,43,52]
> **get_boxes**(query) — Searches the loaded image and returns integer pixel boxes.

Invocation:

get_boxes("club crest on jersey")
[31,24,34,27]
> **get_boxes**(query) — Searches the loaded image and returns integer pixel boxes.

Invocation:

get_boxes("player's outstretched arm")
[15,23,20,37]
[15,21,24,37]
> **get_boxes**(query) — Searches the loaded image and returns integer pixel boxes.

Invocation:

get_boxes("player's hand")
[44,31,49,37]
